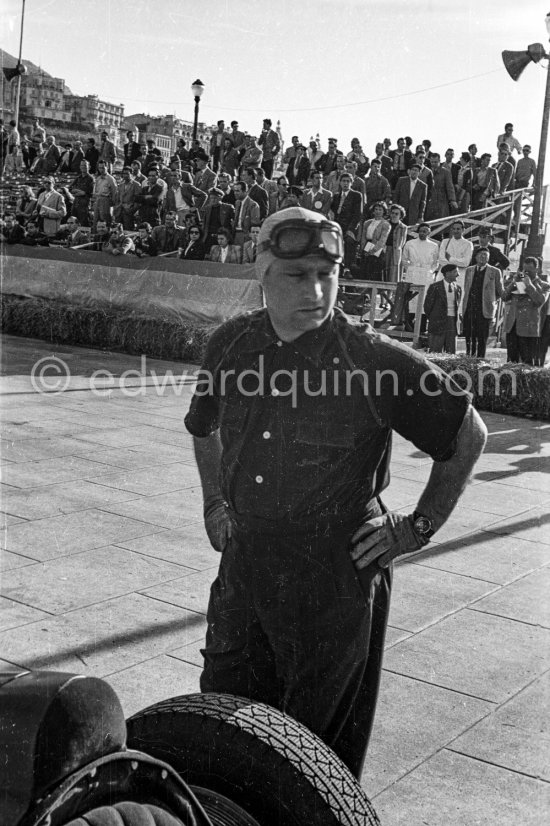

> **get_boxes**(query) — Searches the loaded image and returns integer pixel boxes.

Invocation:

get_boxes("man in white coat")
[402,223,440,327]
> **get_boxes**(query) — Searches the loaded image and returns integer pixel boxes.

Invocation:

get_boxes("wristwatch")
[410,511,435,546]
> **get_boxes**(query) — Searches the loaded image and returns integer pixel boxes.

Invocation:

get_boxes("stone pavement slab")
[0,592,207,675]
[105,654,202,718]
[388,562,497,633]
[412,531,550,585]
[449,671,550,782]
[384,609,550,702]
[1,335,549,826]
[118,522,219,571]
[1,545,194,614]
[470,567,550,628]
[1,508,165,560]
[362,671,493,796]
[372,749,549,826]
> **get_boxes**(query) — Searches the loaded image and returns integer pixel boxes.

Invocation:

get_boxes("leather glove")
[350,511,423,570]
[203,494,232,553]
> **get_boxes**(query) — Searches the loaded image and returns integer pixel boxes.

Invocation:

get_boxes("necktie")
[338,192,347,213]
[448,284,452,293]
[252,245,257,262]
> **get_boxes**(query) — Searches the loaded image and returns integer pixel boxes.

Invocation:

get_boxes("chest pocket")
[295,416,355,448]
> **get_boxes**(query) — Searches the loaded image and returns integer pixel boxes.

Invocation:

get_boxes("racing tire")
[126,693,380,826]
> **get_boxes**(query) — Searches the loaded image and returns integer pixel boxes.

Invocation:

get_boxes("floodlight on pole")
[502,14,550,259]
[191,79,205,143]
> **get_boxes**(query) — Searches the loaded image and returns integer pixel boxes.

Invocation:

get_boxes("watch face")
[414,516,433,535]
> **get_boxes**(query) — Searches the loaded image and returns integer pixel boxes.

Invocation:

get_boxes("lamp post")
[191,79,205,144]
[502,13,550,259]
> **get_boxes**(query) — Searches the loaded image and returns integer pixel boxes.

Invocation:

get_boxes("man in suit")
[233,181,260,247]
[258,118,280,179]
[194,153,218,195]
[393,164,428,226]
[442,148,460,186]
[316,138,341,176]
[242,168,268,221]
[364,158,391,212]
[425,153,457,220]
[268,176,291,215]
[470,227,510,271]
[287,145,311,188]
[389,137,413,187]
[373,142,393,181]
[201,188,235,252]
[242,224,261,263]
[209,120,231,172]
[217,173,236,206]
[301,171,332,216]
[503,257,546,365]
[462,248,505,358]
[425,264,461,354]
[123,132,142,168]
[151,210,186,254]
[330,172,362,272]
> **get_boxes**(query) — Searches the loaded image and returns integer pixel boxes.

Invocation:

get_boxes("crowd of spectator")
[0,116,546,364]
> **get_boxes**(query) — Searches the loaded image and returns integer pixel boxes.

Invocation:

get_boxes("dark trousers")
[261,159,274,179]
[428,317,457,354]
[343,234,358,270]
[201,514,391,780]
[463,311,490,358]
[537,316,550,366]
[506,324,539,365]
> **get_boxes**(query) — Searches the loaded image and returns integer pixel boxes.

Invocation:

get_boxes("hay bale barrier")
[2,295,549,420]
[429,354,550,421]
[2,294,213,363]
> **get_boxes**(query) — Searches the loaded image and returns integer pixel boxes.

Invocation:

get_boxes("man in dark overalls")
[184,207,487,779]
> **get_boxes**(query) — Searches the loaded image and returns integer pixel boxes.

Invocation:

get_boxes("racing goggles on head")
[258,219,344,264]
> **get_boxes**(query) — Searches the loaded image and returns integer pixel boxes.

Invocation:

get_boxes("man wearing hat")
[470,227,510,272]
[185,206,487,779]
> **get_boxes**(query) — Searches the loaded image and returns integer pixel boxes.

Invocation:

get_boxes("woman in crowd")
[208,227,242,263]
[359,201,390,280]
[179,226,206,260]
[15,185,37,226]
[133,222,158,257]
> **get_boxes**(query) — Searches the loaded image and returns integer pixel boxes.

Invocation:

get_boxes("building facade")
[66,95,124,130]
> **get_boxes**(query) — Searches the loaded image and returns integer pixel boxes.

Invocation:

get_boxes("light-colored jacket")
[463,264,505,321]
[360,218,391,255]
[503,277,546,336]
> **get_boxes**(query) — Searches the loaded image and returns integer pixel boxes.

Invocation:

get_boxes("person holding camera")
[503,257,546,364]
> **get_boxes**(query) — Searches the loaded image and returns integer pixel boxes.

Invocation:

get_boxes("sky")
[1,0,548,176]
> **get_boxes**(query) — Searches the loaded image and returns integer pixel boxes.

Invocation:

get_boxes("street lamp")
[191,79,205,143]
[502,13,550,259]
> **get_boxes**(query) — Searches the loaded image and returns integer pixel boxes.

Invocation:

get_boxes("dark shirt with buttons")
[185,308,469,530]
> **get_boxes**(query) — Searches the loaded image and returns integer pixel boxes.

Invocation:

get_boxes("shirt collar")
[240,309,335,364]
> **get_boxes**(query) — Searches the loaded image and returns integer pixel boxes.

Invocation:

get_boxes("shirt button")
[255,475,263,484]
[271,388,280,396]
[277,340,283,347]
[333,357,340,364]
[263,431,271,439]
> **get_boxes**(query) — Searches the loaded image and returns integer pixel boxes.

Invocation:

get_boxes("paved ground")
[1,334,549,825]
